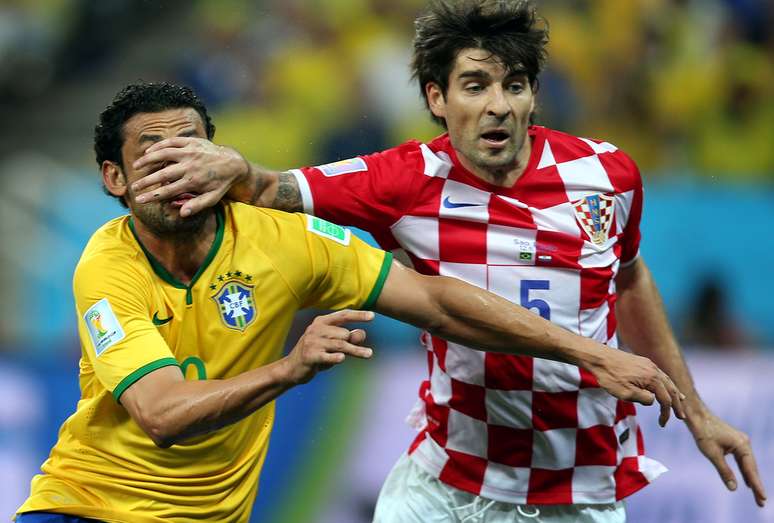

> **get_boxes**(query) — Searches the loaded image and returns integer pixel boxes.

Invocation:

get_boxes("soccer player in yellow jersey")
[16,83,686,523]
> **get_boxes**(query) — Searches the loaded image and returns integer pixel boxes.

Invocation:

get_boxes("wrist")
[226,152,255,202]
[563,335,606,371]
[274,356,301,388]
[684,398,712,431]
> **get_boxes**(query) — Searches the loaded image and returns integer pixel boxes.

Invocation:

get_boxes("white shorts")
[373,454,626,523]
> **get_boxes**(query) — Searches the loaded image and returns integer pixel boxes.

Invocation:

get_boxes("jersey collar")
[128,205,225,303]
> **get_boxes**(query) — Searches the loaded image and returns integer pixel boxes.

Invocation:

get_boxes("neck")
[132,213,218,285]
[457,133,533,188]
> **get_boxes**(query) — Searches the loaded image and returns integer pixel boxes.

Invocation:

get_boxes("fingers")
[628,389,655,406]
[315,309,375,326]
[180,193,223,217]
[706,448,739,493]
[325,339,373,359]
[318,351,346,365]
[733,445,767,507]
[142,136,195,156]
[133,164,188,197]
[133,146,187,171]
[651,381,672,427]
[348,328,367,345]
[643,364,685,424]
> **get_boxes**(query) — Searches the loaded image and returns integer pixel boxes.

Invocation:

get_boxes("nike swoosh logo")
[443,196,481,209]
[152,312,173,326]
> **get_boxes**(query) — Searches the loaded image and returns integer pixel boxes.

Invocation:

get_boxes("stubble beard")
[466,130,525,174]
[133,201,213,241]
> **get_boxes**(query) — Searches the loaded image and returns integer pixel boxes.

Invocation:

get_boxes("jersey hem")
[362,251,393,310]
[409,435,663,505]
[112,357,181,403]
[16,506,166,523]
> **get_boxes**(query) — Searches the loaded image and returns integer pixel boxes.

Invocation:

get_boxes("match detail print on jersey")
[316,157,368,177]
[84,298,125,357]
[307,215,352,246]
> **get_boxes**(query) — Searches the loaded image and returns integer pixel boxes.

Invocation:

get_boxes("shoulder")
[366,134,453,179]
[542,126,642,191]
[228,202,312,252]
[228,201,305,231]
[74,217,152,293]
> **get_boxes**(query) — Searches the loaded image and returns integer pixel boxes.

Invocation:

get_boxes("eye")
[508,83,525,94]
[464,83,484,94]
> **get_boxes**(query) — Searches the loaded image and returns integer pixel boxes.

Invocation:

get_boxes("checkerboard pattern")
[300,126,660,504]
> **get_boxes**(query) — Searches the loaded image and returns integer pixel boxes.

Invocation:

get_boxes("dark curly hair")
[94,82,215,206]
[412,0,549,127]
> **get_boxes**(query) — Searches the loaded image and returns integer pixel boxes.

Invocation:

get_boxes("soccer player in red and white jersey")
[131,1,766,521]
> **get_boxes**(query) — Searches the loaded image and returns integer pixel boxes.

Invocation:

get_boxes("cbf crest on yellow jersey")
[17,202,391,523]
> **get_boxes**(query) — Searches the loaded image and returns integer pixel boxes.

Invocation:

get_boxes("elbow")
[133,406,180,448]
[148,426,176,449]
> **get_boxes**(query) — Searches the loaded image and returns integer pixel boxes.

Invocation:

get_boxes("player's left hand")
[690,413,767,507]
[132,137,248,217]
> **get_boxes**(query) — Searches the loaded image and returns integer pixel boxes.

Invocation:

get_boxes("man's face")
[118,108,211,236]
[429,48,536,175]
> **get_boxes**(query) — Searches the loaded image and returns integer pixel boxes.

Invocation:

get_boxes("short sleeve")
[292,141,423,232]
[73,257,178,401]
[266,212,392,311]
[617,155,644,267]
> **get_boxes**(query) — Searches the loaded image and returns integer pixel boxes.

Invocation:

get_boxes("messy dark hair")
[411,0,549,126]
[94,82,215,206]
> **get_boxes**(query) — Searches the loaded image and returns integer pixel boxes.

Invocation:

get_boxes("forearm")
[228,165,303,212]
[378,270,609,369]
[145,358,296,447]
[617,260,709,425]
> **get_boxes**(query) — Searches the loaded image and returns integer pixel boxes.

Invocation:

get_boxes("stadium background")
[0,0,772,521]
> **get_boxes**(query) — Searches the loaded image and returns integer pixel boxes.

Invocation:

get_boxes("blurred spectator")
[682,275,755,348]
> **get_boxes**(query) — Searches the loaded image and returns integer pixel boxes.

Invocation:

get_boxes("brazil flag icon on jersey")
[212,280,256,331]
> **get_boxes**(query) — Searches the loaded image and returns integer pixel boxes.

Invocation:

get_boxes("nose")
[486,85,511,119]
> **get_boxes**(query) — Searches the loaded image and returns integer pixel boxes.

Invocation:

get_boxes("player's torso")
[38,206,301,520]
[389,129,635,341]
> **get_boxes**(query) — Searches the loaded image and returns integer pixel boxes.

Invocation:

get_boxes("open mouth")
[169,193,197,208]
[481,130,511,146]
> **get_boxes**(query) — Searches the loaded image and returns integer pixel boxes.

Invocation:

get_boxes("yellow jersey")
[17,202,391,523]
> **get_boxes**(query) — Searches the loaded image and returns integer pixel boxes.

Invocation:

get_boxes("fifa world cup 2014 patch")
[315,157,368,177]
[84,298,125,356]
[211,279,257,332]
[572,193,615,246]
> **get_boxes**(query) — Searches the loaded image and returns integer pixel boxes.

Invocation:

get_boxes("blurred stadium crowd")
[1,0,772,172]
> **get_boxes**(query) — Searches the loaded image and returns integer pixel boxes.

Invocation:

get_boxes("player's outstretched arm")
[616,258,767,507]
[120,310,373,448]
[131,137,300,216]
[374,260,687,426]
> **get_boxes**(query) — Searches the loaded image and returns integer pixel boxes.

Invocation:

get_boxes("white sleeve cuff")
[289,169,314,215]
[619,250,640,269]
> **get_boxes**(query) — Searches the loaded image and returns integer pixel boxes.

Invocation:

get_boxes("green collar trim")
[129,206,225,293]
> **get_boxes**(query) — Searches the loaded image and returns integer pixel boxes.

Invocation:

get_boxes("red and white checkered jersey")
[292,126,666,505]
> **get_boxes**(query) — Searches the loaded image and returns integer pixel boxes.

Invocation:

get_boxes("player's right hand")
[589,350,686,427]
[283,310,375,385]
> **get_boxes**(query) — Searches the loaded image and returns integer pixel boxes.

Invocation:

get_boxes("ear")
[426,82,446,120]
[102,161,127,198]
